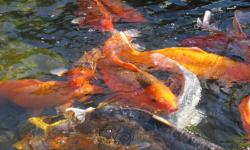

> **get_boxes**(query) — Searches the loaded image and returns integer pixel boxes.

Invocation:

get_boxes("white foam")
[150,53,203,129]
[65,107,96,123]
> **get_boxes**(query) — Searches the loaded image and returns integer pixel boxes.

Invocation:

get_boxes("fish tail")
[77,0,114,31]
[101,0,145,22]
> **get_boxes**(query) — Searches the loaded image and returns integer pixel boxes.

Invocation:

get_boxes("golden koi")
[103,32,250,84]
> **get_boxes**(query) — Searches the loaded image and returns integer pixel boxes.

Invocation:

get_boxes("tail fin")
[76,0,145,32]
[101,0,145,23]
[77,0,114,31]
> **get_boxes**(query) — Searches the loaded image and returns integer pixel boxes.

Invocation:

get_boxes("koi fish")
[98,49,177,113]
[76,0,145,31]
[77,0,113,31]
[100,0,145,22]
[14,106,223,150]
[150,53,202,128]
[65,48,104,95]
[0,67,99,112]
[66,67,95,88]
[239,95,250,138]
[181,10,250,63]
[103,32,250,84]
[15,111,132,150]
[50,67,96,86]
[0,80,74,112]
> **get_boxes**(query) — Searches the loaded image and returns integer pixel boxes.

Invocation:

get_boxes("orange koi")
[77,0,145,31]
[66,67,95,88]
[239,95,250,138]
[78,0,114,31]
[135,71,177,112]
[0,67,99,112]
[103,32,250,84]
[0,80,74,112]
[65,48,103,95]
[98,51,177,113]
[101,0,145,22]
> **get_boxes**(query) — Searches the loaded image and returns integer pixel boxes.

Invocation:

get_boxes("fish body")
[239,96,250,138]
[180,32,228,53]
[103,33,250,84]
[0,80,74,111]
[77,0,145,31]
[15,132,132,150]
[66,67,95,88]
[98,53,177,113]
[78,0,114,31]
[15,107,223,150]
[100,0,145,22]
[146,47,250,83]
[0,67,98,112]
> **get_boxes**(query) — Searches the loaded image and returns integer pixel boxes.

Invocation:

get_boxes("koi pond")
[0,0,250,150]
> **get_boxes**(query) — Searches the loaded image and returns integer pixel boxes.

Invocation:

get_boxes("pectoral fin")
[111,54,141,72]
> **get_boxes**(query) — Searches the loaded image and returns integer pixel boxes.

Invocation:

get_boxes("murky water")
[0,0,250,149]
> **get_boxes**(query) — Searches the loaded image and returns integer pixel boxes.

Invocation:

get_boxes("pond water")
[0,0,250,149]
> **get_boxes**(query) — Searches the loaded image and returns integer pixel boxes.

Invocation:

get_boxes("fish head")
[147,83,178,113]
[136,72,178,113]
